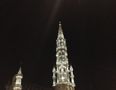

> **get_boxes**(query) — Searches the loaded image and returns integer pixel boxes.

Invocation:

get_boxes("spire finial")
[58,21,62,31]
[52,67,56,72]
[59,21,61,26]
[18,67,22,74]
[57,21,65,40]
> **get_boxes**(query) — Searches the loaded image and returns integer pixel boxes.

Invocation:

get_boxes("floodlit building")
[52,22,75,90]
[7,22,76,90]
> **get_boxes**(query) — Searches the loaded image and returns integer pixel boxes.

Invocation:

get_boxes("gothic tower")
[12,67,23,90]
[52,22,75,90]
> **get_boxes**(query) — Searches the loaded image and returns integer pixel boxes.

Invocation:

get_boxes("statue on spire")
[52,21,75,90]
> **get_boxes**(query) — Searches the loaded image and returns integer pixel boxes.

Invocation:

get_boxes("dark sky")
[0,0,115,90]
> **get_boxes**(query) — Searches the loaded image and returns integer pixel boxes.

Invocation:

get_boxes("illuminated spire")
[57,21,65,42]
[13,67,23,90]
[52,21,75,87]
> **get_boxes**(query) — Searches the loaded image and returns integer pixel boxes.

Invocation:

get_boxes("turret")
[13,67,23,90]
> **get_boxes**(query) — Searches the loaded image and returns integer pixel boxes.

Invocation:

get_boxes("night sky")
[0,0,115,90]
